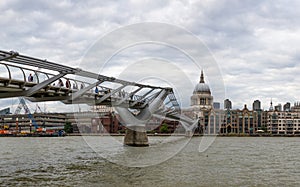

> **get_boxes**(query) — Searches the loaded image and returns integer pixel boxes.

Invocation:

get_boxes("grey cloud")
[1,0,300,111]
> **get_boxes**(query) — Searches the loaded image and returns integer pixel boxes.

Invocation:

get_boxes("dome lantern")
[200,70,205,83]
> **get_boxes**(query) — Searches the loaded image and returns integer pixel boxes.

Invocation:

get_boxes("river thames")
[0,136,299,186]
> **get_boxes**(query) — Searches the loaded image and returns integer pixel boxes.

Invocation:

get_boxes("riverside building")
[220,105,260,134]
[266,102,300,135]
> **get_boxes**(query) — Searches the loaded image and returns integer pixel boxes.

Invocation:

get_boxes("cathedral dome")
[193,70,211,94]
[194,83,211,94]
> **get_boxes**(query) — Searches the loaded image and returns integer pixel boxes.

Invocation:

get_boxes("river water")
[0,136,299,186]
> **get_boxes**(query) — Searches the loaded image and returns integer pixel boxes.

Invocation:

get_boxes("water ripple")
[0,137,299,186]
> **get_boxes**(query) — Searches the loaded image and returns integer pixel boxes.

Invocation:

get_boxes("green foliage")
[118,129,125,134]
[147,130,155,134]
[64,122,73,133]
[261,126,267,132]
[160,123,169,133]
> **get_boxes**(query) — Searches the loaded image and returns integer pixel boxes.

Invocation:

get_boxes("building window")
[200,98,205,105]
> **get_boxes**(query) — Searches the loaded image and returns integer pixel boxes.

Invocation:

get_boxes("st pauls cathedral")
[184,70,223,135]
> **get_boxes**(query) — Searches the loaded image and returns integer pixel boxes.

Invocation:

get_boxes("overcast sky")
[1,0,300,112]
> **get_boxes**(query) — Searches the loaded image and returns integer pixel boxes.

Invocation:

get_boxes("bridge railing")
[0,61,153,105]
[0,62,116,96]
[0,62,88,90]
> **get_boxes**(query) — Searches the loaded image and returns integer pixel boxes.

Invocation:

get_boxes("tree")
[160,123,169,133]
[64,122,73,133]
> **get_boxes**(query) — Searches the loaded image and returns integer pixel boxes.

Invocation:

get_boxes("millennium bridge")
[0,50,197,146]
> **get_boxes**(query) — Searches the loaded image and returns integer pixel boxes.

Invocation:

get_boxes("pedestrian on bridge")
[66,79,71,89]
[58,79,64,87]
[80,83,84,89]
[94,87,99,100]
[28,73,33,82]
[73,83,77,89]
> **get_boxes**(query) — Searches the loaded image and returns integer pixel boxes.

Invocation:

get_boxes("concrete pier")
[185,130,194,137]
[124,126,149,147]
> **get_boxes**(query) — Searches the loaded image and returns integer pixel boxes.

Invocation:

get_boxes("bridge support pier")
[124,126,149,147]
[185,130,193,137]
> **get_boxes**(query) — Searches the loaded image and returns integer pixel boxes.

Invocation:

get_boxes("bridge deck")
[0,50,178,110]
[0,76,147,108]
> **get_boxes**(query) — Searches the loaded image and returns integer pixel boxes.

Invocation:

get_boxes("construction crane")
[15,97,39,130]
[35,103,43,113]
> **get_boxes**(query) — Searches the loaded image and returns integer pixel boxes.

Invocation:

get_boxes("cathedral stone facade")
[185,70,223,134]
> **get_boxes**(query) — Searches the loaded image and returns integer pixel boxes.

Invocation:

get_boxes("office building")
[224,99,232,109]
[252,100,261,111]
[213,102,220,109]
[283,102,291,111]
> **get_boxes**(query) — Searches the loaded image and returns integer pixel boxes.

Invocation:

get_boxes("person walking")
[66,79,71,89]
[28,73,33,82]
[58,79,64,87]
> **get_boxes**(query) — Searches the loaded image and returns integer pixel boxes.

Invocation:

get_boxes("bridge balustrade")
[0,62,166,108]
[0,62,98,99]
